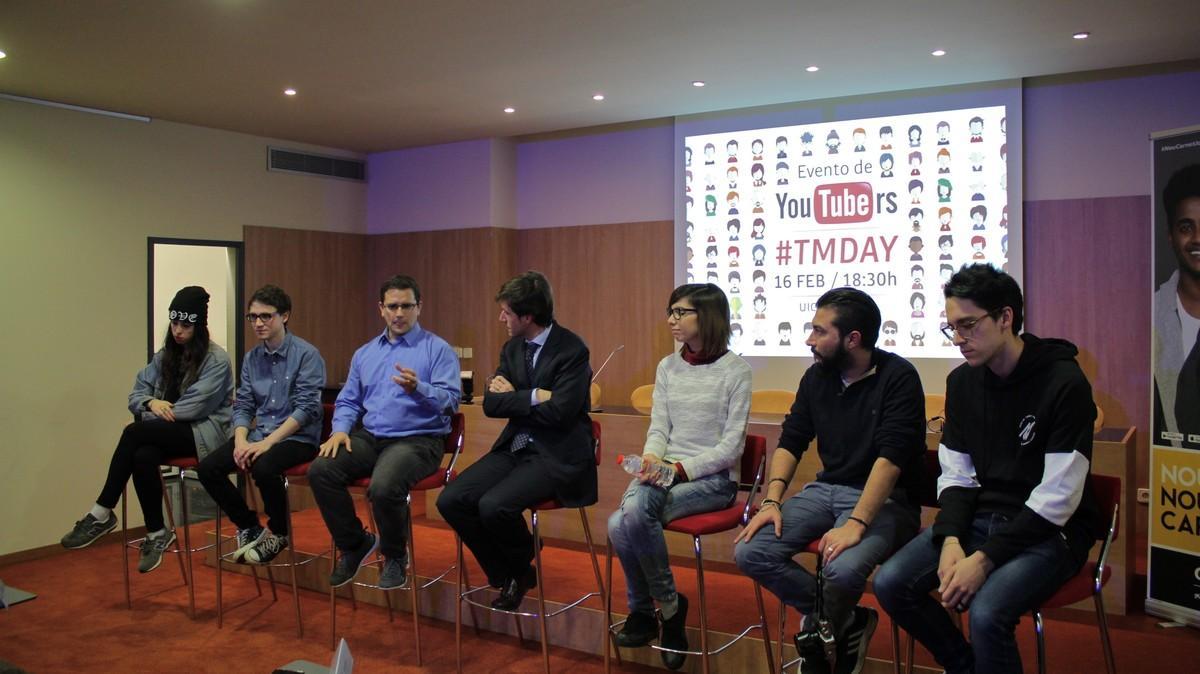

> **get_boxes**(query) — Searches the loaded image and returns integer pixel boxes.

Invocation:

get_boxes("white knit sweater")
[643,349,752,482]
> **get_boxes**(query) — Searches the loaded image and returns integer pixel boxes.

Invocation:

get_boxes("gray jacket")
[128,342,234,459]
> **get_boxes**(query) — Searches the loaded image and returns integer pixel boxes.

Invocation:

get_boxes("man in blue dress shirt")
[309,275,461,589]
[197,285,326,565]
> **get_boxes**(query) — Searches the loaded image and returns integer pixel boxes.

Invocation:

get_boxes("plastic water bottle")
[616,454,676,488]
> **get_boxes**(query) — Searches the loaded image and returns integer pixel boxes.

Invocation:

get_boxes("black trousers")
[96,419,196,532]
[436,448,558,587]
[307,429,443,559]
[196,437,318,536]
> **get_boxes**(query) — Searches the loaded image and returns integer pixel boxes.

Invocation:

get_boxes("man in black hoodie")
[875,264,1100,674]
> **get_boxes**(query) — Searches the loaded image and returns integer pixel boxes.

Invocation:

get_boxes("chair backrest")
[750,389,793,414]
[1090,473,1121,540]
[739,434,769,524]
[630,384,654,415]
[321,402,335,439]
[590,382,601,408]
[591,419,603,466]
[924,394,946,424]
[439,411,467,482]
[917,448,941,508]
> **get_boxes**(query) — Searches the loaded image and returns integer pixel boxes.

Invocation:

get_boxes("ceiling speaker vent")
[268,147,365,182]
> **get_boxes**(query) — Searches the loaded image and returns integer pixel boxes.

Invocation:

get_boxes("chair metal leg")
[753,581,776,674]
[329,538,338,651]
[159,471,189,586]
[178,470,196,619]
[693,534,711,674]
[604,538,614,674]
[532,509,551,674]
[905,631,915,674]
[407,501,422,666]
[284,480,303,638]
[244,484,276,601]
[1033,609,1047,674]
[455,536,464,674]
[216,504,225,628]
[1093,592,1116,674]
[122,486,131,609]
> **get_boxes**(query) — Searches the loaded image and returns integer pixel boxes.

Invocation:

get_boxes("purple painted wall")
[1023,69,1200,201]
[366,139,496,233]
[515,125,674,229]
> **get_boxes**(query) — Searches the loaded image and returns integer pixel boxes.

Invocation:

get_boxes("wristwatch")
[142,399,153,411]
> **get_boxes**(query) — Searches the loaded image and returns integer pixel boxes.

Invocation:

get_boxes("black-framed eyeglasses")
[666,307,700,320]
[245,312,279,324]
[940,309,1000,341]
[383,302,419,312]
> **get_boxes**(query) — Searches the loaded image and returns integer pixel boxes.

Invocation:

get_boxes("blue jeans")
[874,514,1092,674]
[607,473,737,614]
[734,481,919,636]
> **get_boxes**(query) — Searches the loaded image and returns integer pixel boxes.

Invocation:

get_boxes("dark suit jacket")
[483,323,598,507]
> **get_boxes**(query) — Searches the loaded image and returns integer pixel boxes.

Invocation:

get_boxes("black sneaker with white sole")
[61,514,118,549]
[232,524,266,563]
[833,606,878,674]
[138,531,177,573]
[245,531,287,565]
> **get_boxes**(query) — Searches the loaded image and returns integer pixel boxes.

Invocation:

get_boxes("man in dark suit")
[437,270,597,610]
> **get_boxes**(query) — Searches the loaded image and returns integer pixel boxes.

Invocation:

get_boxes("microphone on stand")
[590,344,625,412]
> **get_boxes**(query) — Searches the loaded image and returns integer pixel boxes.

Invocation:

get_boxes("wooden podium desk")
[440,404,1136,615]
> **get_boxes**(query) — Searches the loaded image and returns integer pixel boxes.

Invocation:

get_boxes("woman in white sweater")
[607,283,752,670]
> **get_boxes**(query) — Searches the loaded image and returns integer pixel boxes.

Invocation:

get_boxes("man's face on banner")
[1169,196,1200,278]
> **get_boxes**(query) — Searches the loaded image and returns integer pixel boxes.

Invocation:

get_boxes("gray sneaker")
[138,531,177,573]
[329,531,377,587]
[61,513,118,549]
[245,531,288,565]
[378,556,408,590]
[231,524,266,563]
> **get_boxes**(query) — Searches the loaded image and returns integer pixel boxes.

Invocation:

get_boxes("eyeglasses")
[939,310,1000,340]
[245,312,278,324]
[383,302,419,312]
[666,307,700,320]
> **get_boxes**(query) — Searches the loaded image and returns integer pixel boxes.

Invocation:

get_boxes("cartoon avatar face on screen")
[704,143,715,164]
[908,124,922,147]
[826,130,841,154]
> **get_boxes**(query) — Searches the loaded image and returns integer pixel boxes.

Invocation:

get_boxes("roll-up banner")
[1148,124,1200,625]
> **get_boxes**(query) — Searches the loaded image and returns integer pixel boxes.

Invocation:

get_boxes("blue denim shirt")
[233,332,326,445]
[333,323,461,437]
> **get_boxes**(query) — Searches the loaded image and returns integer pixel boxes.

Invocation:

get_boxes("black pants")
[306,429,443,559]
[97,419,196,532]
[436,448,558,587]
[196,437,318,536]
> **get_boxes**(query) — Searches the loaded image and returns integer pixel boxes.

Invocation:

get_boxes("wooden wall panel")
[517,220,676,410]
[366,227,517,389]
[243,225,368,386]
[1023,195,1150,528]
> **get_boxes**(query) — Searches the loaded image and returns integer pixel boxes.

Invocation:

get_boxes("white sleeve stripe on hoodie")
[1025,450,1090,526]
[937,443,980,498]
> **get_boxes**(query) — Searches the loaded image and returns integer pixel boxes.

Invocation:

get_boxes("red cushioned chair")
[329,411,466,660]
[121,455,217,619]
[1030,474,1120,674]
[604,434,775,674]
[456,420,606,674]
[214,402,338,638]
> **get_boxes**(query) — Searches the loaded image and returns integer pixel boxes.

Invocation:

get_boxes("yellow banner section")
[1150,446,1200,552]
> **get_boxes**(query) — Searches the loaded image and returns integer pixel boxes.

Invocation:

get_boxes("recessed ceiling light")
[1073,31,1091,39]
[931,49,946,57]
[806,65,819,73]
[691,80,706,87]
[592,94,605,101]
[283,88,297,96]
[0,50,7,59]
[503,107,515,114]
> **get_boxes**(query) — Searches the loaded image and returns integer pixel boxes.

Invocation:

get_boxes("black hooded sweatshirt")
[932,334,1101,566]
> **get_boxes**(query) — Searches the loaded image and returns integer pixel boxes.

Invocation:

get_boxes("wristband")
[847,515,869,529]
[768,477,789,488]
[143,399,153,411]
[760,499,781,510]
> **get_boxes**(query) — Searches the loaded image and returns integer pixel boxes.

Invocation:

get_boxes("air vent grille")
[268,147,365,181]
